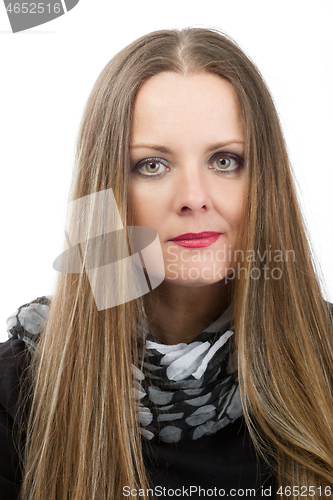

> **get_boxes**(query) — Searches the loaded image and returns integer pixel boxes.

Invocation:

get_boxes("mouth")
[168,232,222,248]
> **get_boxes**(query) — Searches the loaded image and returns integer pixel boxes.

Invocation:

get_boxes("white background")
[1,0,332,341]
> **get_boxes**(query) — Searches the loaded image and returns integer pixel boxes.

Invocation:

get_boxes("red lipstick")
[169,232,222,248]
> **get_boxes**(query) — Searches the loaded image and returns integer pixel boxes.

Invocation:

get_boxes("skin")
[129,72,247,344]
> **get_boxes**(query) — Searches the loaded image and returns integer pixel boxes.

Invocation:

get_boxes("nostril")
[181,204,207,212]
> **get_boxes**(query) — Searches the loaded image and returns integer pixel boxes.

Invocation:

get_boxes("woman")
[1,27,333,499]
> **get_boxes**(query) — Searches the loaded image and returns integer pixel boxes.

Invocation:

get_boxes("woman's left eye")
[209,153,243,173]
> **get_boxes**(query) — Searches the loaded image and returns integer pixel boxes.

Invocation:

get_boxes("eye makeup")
[131,151,244,179]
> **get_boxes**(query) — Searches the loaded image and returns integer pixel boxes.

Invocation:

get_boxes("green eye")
[133,157,169,178]
[215,157,231,169]
[209,152,243,175]
[144,161,161,173]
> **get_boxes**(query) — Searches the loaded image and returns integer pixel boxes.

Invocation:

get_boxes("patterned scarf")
[6,296,243,443]
[134,305,242,443]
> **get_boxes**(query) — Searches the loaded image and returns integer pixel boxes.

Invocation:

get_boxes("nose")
[174,164,212,215]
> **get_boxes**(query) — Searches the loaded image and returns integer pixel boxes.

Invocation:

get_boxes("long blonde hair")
[19,28,333,499]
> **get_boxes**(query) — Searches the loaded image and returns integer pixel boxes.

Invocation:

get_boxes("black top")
[0,336,28,500]
[141,418,275,498]
[0,335,276,500]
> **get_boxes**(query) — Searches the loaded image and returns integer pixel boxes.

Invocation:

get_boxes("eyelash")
[132,152,244,179]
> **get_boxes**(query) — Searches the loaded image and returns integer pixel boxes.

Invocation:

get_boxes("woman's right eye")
[134,158,169,177]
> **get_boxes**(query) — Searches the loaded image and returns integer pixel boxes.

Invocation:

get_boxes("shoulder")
[1,295,52,419]
[6,295,51,354]
[0,296,51,498]
[0,336,28,497]
[0,336,29,421]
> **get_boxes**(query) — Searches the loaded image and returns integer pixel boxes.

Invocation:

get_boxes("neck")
[144,281,231,345]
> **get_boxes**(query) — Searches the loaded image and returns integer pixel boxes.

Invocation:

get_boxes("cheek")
[129,184,165,227]
[217,184,246,228]
[233,196,245,226]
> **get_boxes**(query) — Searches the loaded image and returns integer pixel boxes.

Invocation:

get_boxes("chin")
[164,262,234,287]
[164,278,221,288]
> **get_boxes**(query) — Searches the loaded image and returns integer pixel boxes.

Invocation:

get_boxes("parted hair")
[19,27,333,499]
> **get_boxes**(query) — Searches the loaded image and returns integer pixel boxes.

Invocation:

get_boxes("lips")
[169,232,222,248]
[170,232,221,241]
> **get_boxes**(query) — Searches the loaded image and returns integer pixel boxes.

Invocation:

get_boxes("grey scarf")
[134,305,242,443]
[7,297,243,444]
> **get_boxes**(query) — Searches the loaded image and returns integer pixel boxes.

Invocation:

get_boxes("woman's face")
[129,71,247,287]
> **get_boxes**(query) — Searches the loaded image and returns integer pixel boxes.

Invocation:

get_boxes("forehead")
[131,72,244,147]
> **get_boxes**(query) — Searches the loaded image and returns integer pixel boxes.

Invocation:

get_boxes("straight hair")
[19,27,333,499]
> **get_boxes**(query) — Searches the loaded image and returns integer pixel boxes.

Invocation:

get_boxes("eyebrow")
[130,141,245,154]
